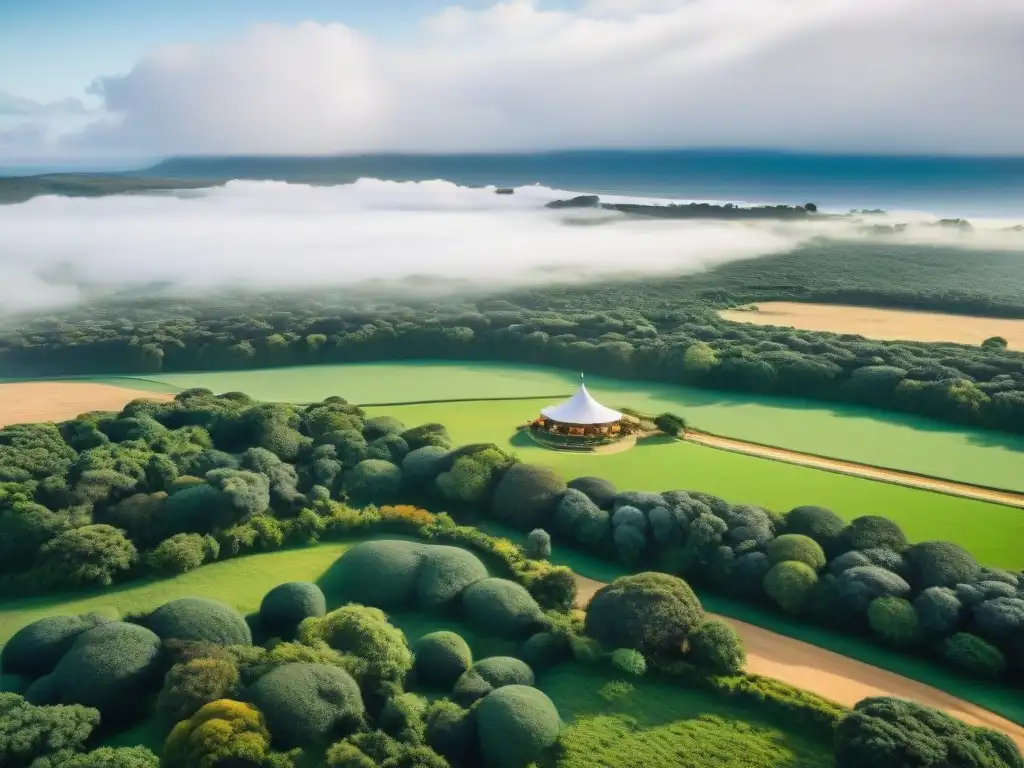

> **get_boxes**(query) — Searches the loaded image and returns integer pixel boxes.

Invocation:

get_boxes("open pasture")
[720,301,1024,349]
[127,361,1024,493]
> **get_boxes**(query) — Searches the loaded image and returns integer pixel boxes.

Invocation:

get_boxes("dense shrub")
[913,587,963,637]
[973,597,1024,643]
[425,699,479,766]
[248,662,365,748]
[145,533,216,575]
[841,516,908,553]
[45,622,162,718]
[491,464,566,531]
[782,506,846,556]
[610,648,647,677]
[0,692,100,768]
[366,434,410,464]
[325,540,487,610]
[611,505,647,565]
[413,632,473,688]
[687,620,746,675]
[259,582,327,640]
[525,529,552,560]
[553,489,610,548]
[400,423,452,452]
[30,746,161,768]
[453,657,535,706]
[867,597,920,647]
[730,552,772,598]
[158,657,240,721]
[834,696,1023,768]
[836,566,911,613]
[566,476,617,509]
[475,685,561,768]
[146,597,252,646]
[520,632,568,669]
[904,540,982,589]
[943,633,1008,679]
[36,525,138,588]
[378,691,428,743]
[586,572,704,655]
[763,561,818,615]
[344,460,402,504]
[400,446,448,488]
[766,534,826,571]
[364,416,405,441]
[461,578,545,638]
[163,699,276,768]
[1,612,115,678]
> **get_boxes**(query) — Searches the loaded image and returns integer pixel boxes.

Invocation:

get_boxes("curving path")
[0,382,173,429]
[573,576,1024,749]
[684,429,1024,509]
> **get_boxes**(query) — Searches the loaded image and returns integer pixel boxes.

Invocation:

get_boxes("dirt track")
[720,301,1024,349]
[573,576,1024,748]
[686,430,1024,508]
[0,382,173,428]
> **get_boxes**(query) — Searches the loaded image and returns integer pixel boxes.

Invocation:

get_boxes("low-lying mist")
[1,179,1022,314]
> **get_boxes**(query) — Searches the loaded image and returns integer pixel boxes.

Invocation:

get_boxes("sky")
[1,0,1023,163]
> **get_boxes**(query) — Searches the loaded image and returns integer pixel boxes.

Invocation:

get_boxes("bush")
[259,582,327,640]
[834,696,1023,768]
[45,622,162,718]
[475,685,560,768]
[766,534,826,571]
[163,699,275,768]
[325,540,487,610]
[462,578,545,638]
[763,561,818,615]
[248,662,365,748]
[566,476,617,509]
[452,656,535,706]
[687,620,746,675]
[344,460,403,504]
[782,505,846,555]
[553,489,610,548]
[904,540,982,589]
[145,533,213,575]
[943,633,1007,679]
[841,516,908,553]
[913,587,963,637]
[425,699,479,766]
[363,416,405,441]
[366,434,410,464]
[491,464,566,531]
[520,632,567,669]
[400,423,452,452]
[158,657,240,721]
[867,597,920,648]
[37,525,138,588]
[524,529,551,560]
[730,552,772,598]
[585,572,704,655]
[610,648,647,677]
[400,446,448,488]
[1,612,116,678]
[413,632,473,688]
[146,597,252,646]
[973,597,1024,643]
[0,692,100,768]
[836,566,911,613]
[30,746,160,768]
[378,691,428,743]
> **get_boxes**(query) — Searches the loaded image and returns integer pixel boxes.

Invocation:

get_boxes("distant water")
[143,150,1024,218]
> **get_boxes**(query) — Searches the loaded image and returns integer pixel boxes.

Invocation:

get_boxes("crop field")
[118,361,1024,492]
[0,538,835,768]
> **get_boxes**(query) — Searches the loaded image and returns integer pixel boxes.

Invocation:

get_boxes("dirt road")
[685,429,1024,508]
[0,382,173,428]
[574,576,1024,749]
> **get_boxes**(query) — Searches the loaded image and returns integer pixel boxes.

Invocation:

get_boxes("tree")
[491,464,566,531]
[982,336,1008,350]
[867,597,920,648]
[763,561,818,615]
[766,534,826,571]
[687,620,746,675]
[0,692,100,768]
[163,699,280,768]
[804,202,817,212]
[145,533,211,575]
[344,460,402,505]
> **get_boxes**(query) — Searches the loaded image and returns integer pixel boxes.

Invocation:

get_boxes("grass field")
[378,399,1024,570]
[0,538,834,768]
[113,361,1024,493]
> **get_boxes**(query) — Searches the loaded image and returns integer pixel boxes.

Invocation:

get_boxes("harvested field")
[720,301,1024,348]
[0,381,173,428]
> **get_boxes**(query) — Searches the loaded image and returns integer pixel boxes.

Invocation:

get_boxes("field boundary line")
[686,429,1024,509]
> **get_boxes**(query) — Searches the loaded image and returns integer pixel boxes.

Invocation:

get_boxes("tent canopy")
[540,382,622,425]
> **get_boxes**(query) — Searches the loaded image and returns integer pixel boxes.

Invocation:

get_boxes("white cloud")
[1,179,1020,314]
[23,0,1016,156]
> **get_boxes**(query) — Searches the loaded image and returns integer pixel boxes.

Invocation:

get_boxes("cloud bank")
[1,179,1021,314]
[6,0,1024,158]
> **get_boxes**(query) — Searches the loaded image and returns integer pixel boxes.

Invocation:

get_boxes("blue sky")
[1,0,1021,161]
[0,0,523,103]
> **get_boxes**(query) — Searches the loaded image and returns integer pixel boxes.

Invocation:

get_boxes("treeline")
[545,195,819,219]
[1,390,1022,691]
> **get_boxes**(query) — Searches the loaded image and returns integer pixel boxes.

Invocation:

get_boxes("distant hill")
[0,173,219,205]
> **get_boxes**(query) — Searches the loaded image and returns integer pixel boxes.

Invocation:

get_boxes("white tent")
[541,379,622,425]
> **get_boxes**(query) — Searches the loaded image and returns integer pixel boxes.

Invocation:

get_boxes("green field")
[119,361,1024,492]
[0,539,834,768]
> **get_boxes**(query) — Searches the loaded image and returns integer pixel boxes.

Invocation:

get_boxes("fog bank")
[0,179,1021,314]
